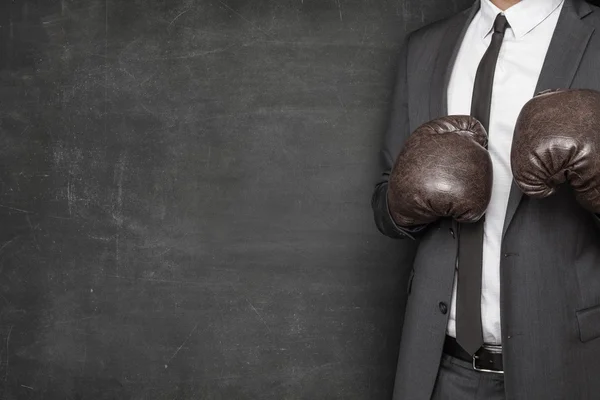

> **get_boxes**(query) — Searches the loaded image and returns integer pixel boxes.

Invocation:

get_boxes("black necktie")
[456,13,509,356]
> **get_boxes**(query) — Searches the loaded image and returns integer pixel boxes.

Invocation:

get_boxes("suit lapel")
[502,0,595,238]
[429,3,480,119]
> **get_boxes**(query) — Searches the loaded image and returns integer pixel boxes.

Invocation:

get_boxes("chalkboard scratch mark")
[245,298,271,333]
[0,238,17,256]
[4,325,12,382]
[218,1,275,38]
[88,235,113,242]
[351,26,368,63]
[25,215,40,251]
[170,46,237,59]
[114,154,126,277]
[154,248,172,258]
[119,67,136,81]
[104,0,109,143]
[126,45,237,62]
[118,37,141,57]
[168,8,191,29]
[81,343,87,373]
[165,322,200,368]
[107,275,208,286]
[336,93,346,113]
[19,125,31,136]
[114,238,120,274]
[206,146,211,169]
[48,215,73,220]
[325,268,336,281]
[67,176,73,216]
[306,362,340,375]
[336,0,343,22]
[21,385,34,390]
[0,204,32,213]
[53,316,97,326]
[398,1,406,18]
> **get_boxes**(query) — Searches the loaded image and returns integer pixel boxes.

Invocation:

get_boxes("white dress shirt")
[446,0,565,345]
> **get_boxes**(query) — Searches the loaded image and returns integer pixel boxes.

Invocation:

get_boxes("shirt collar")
[479,0,564,39]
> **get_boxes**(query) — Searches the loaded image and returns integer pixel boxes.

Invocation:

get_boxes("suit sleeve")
[371,33,430,240]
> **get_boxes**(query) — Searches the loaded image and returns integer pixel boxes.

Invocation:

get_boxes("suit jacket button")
[439,302,448,314]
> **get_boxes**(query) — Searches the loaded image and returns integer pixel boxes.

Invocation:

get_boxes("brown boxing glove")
[387,116,493,226]
[511,89,600,213]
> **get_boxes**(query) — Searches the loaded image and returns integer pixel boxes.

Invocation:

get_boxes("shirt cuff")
[385,191,428,239]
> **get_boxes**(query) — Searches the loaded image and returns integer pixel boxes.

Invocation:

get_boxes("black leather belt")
[444,335,503,373]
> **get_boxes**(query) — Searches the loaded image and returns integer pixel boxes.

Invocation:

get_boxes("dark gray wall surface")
[0,0,471,398]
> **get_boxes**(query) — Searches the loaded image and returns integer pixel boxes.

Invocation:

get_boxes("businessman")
[371,0,600,399]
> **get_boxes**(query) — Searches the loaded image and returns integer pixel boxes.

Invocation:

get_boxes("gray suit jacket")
[372,0,600,399]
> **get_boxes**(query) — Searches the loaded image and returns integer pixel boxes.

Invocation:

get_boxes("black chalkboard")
[0,0,471,398]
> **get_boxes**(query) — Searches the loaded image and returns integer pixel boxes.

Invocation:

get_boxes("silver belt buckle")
[472,344,504,374]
